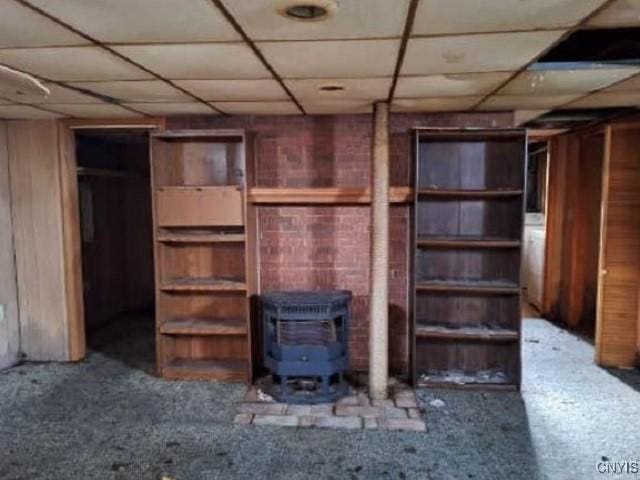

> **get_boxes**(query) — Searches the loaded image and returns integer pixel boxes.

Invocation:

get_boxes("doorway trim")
[58,117,165,361]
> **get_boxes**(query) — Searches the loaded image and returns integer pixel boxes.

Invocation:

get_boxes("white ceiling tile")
[225,0,409,40]
[285,78,391,100]
[396,72,512,98]
[606,73,640,91]
[514,110,550,126]
[46,103,142,118]
[414,0,605,35]
[0,104,63,118]
[211,101,299,115]
[68,80,190,102]
[403,31,565,76]
[392,97,483,112]
[259,40,400,78]
[0,47,151,81]
[114,44,270,80]
[125,102,216,115]
[587,0,640,27]
[29,0,240,43]
[174,79,287,101]
[4,82,100,104]
[563,92,640,108]
[500,68,639,95]
[479,94,581,110]
[0,0,87,48]
[302,100,374,115]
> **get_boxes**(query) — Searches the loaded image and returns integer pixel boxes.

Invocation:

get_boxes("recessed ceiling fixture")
[319,84,345,92]
[278,1,337,22]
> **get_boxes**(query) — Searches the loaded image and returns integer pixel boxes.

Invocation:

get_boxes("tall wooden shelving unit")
[412,128,526,390]
[151,130,256,382]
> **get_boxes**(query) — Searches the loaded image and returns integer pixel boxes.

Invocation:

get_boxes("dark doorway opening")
[75,130,155,373]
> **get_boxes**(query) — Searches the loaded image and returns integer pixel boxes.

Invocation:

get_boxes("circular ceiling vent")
[277,1,338,22]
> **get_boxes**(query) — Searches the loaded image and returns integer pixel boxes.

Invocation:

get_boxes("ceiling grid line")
[12,0,228,115]
[210,0,306,114]
[0,60,151,117]
[0,94,69,117]
[387,0,420,103]
[470,0,621,111]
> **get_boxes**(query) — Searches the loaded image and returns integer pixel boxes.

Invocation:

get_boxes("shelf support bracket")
[369,101,390,400]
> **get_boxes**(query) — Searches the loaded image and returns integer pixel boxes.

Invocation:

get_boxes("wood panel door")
[596,124,640,368]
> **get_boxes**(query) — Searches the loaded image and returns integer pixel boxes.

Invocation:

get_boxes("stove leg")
[280,376,288,400]
[321,375,330,396]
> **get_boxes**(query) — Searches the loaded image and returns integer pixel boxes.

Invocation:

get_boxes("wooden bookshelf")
[151,129,256,382]
[412,128,526,390]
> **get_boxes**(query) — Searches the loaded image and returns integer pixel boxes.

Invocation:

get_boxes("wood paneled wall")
[596,124,640,367]
[0,122,20,370]
[543,131,603,337]
[7,120,70,361]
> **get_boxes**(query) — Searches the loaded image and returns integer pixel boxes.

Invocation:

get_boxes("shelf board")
[162,358,248,382]
[158,232,245,244]
[415,325,518,342]
[153,129,244,142]
[249,187,412,204]
[77,167,145,179]
[161,277,247,292]
[417,237,521,248]
[417,371,517,391]
[417,188,523,198]
[416,280,519,295]
[160,318,247,336]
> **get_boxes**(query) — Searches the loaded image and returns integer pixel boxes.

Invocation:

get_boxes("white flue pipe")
[368,101,390,400]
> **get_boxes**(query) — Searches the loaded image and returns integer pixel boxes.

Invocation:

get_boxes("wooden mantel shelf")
[249,187,413,204]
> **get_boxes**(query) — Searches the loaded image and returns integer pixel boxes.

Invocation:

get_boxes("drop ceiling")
[0,0,637,122]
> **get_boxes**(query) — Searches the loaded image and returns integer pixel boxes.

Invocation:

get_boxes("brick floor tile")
[286,405,312,415]
[380,418,426,432]
[336,396,359,406]
[253,415,299,427]
[408,408,422,419]
[363,417,378,430]
[233,413,253,425]
[335,405,383,418]
[315,416,362,430]
[309,404,334,416]
[395,397,418,408]
[237,403,286,415]
[298,416,315,428]
[384,407,409,419]
[371,399,395,408]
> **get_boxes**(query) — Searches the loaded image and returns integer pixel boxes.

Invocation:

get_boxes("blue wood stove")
[262,290,351,404]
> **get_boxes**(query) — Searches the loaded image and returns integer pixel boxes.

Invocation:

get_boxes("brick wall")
[167,112,513,373]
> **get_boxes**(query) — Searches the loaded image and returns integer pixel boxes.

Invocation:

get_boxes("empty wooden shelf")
[160,318,247,336]
[161,277,247,292]
[417,188,523,198]
[417,236,521,248]
[417,370,517,391]
[158,232,245,244]
[411,128,525,390]
[415,280,520,295]
[152,129,257,382]
[415,325,518,342]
